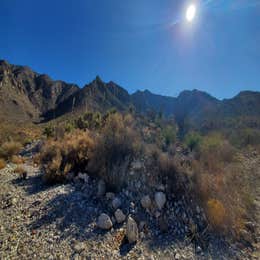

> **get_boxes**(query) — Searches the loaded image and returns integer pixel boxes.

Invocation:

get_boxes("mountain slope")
[0,60,79,122]
[1,60,259,130]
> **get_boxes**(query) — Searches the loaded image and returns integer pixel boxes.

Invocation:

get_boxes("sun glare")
[186,4,196,22]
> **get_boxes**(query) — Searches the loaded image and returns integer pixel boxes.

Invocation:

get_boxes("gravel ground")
[0,157,259,259]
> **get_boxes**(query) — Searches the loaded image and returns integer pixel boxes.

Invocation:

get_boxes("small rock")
[112,197,122,209]
[78,172,89,183]
[106,192,115,200]
[97,213,113,230]
[114,209,126,224]
[174,253,181,260]
[196,246,202,254]
[156,184,165,191]
[154,211,161,218]
[141,195,152,209]
[131,160,142,170]
[154,192,166,210]
[73,242,85,253]
[126,216,139,243]
[97,179,106,197]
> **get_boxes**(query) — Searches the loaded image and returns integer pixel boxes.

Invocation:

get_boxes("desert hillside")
[0,62,259,259]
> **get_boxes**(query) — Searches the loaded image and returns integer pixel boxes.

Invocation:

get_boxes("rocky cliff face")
[0,60,79,122]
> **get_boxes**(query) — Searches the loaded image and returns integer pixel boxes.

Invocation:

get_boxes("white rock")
[97,213,113,230]
[78,172,89,183]
[126,216,139,243]
[131,160,142,170]
[112,197,122,209]
[114,209,126,224]
[97,179,106,197]
[154,192,166,210]
[141,195,152,209]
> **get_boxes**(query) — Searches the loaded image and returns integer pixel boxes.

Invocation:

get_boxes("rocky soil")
[0,147,259,259]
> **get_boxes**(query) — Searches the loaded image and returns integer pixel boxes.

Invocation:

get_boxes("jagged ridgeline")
[0,59,260,132]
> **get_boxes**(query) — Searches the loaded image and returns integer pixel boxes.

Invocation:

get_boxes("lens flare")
[186,4,196,22]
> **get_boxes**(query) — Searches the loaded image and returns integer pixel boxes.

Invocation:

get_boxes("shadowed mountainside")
[1,60,259,130]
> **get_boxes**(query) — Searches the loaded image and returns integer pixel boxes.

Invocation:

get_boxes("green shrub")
[162,125,176,147]
[184,132,202,151]
[43,125,55,138]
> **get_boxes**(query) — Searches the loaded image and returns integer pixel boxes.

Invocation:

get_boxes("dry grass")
[192,133,255,236]
[0,158,6,169]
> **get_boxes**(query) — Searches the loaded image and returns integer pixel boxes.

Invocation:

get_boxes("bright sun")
[186,4,196,22]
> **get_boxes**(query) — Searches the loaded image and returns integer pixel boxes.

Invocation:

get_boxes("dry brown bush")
[0,141,22,160]
[40,130,95,184]
[0,158,6,169]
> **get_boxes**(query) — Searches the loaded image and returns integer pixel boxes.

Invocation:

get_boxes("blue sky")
[1,0,259,99]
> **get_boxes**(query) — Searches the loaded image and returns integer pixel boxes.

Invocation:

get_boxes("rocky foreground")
[0,153,259,259]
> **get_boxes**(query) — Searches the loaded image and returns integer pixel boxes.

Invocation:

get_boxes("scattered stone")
[97,213,113,230]
[97,179,106,197]
[154,192,166,210]
[154,211,161,218]
[126,216,139,243]
[106,192,115,200]
[141,195,152,210]
[73,242,85,253]
[196,246,202,254]
[112,197,122,209]
[78,173,89,183]
[114,209,126,224]
[174,252,181,260]
[131,160,142,170]
[156,184,165,191]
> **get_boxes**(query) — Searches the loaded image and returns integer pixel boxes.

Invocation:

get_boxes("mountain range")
[1,60,259,131]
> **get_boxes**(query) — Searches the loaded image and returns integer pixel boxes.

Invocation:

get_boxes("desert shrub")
[40,130,95,184]
[0,158,6,169]
[11,155,24,164]
[43,125,55,138]
[162,125,176,147]
[198,133,236,171]
[206,199,226,230]
[90,113,141,190]
[0,141,22,160]
[14,166,27,174]
[192,133,254,236]
[184,132,202,151]
[64,122,75,133]
[229,128,260,148]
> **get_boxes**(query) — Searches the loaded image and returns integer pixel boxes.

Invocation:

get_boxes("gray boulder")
[114,209,126,224]
[126,216,139,243]
[97,213,113,230]
[154,192,166,210]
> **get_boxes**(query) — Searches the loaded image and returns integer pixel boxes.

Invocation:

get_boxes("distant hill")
[1,60,259,131]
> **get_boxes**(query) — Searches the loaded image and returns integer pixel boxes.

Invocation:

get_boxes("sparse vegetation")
[0,158,6,169]
[0,141,22,160]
